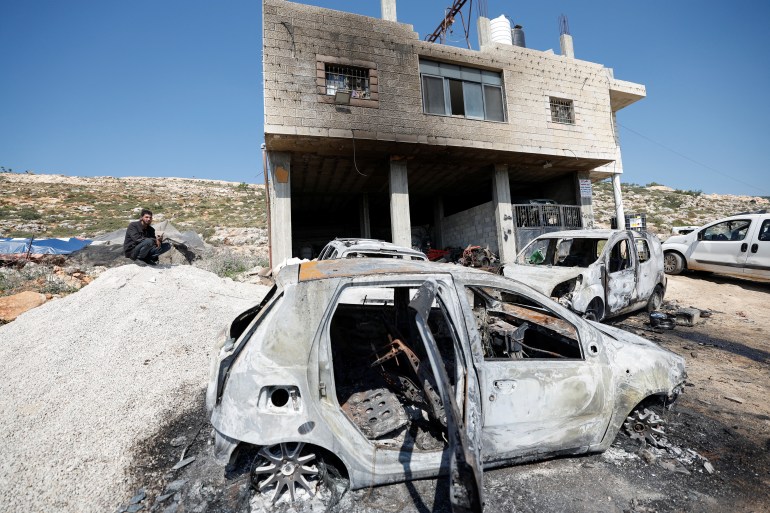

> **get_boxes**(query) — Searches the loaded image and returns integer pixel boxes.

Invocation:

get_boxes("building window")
[550,97,574,124]
[325,64,370,99]
[316,55,378,108]
[419,59,505,122]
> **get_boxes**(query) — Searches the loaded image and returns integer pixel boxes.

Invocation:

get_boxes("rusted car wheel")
[251,442,319,502]
[663,252,684,275]
[646,285,664,312]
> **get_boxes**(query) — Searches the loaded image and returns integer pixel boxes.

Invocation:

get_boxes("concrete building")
[262,0,644,266]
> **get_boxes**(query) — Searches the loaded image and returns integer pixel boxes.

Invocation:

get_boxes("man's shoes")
[145,258,158,266]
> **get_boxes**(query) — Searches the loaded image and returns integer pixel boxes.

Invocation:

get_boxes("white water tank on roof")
[489,15,512,45]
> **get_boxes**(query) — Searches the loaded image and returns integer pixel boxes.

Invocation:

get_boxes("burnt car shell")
[505,229,666,320]
[207,259,685,508]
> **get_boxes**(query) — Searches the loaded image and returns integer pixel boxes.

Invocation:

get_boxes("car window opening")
[467,286,582,360]
[518,237,606,268]
[329,285,459,451]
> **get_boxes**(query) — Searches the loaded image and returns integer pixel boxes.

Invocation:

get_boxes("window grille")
[550,97,574,124]
[325,64,370,99]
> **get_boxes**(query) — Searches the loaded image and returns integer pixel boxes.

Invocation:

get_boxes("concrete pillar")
[433,197,444,249]
[477,16,491,47]
[267,151,292,268]
[389,157,411,248]
[359,194,371,239]
[560,34,574,58]
[380,0,397,22]
[575,172,595,229]
[492,164,517,264]
[612,173,626,230]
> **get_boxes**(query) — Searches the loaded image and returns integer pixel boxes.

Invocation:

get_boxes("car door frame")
[603,231,639,315]
[453,272,613,466]
[744,217,770,280]
[313,274,483,493]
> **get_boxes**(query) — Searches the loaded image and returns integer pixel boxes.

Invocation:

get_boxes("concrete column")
[560,34,574,58]
[389,157,411,248]
[380,0,397,22]
[575,172,595,229]
[492,164,517,264]
[477,16,491,47]
[612,173,626,230]
[267,151,292,267]
[359,194,371,239]
[433,197,444,249]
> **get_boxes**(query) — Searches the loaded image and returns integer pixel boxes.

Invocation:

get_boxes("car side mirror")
[696,231,704,241]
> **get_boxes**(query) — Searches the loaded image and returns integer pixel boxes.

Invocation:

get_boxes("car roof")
[283,258,486,284]
[530,229,620,239]
[323,238,427,257]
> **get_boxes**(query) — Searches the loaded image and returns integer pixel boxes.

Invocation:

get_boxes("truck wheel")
[646,285,664,312]
[663,252,684,275]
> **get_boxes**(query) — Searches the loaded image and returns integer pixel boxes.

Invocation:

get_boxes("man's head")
[139,209,153,226]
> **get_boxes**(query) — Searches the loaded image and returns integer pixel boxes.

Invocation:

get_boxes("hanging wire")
[351,129,368,177]
[618,123,769,195]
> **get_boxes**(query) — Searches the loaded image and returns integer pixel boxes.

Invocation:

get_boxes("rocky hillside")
[592,180,769,236]
[3,172,768,243]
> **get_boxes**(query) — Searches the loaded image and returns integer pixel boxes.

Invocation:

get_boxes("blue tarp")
[0,238,93,255]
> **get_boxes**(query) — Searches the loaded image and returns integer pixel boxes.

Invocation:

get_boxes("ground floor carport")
[264,135,627,267]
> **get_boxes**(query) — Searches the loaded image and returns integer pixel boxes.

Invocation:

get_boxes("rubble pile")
[0,264,269,513]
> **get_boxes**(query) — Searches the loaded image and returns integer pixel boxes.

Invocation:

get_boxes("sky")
[1,1,769,196]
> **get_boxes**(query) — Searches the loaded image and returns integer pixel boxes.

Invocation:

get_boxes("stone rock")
[0,291,47,322]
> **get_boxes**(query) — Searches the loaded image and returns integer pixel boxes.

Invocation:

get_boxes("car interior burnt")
[329,285,459,450]
[518,237,606,267]
[466,286,582,359]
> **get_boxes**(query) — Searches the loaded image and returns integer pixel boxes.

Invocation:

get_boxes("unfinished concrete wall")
[442,201,497,252]
[263,0,643,168]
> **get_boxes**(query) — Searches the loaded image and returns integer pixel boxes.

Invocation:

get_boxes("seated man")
[123,209,171,265]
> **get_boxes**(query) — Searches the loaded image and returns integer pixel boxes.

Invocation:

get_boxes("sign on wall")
[579,178,593,198]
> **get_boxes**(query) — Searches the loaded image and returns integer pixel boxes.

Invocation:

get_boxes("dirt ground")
[122,272,770,513]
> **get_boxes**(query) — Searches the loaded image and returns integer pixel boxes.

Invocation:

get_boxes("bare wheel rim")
[251,442,318,502]
[623,408,667,447]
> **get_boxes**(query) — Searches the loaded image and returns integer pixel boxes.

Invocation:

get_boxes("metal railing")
[512,204,583,250]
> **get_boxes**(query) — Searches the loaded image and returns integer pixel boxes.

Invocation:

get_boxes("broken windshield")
[517,237,607,267]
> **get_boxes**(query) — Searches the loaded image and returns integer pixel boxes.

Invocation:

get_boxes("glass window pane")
[449,79,465,115]
[483,85,505,121]
[461,67,482,82]
[422,75,446,115]
[463,81,484,119]
[440,62,462,79]
[419,59,441,75]
[481,70,502,86]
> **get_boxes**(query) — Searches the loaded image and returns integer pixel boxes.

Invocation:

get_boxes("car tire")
[646,285,664,313]
[663,252,684,275]
[583,299,604,322]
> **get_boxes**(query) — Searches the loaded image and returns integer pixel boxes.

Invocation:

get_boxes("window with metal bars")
[549,97,574,124]
[325,64,370,99]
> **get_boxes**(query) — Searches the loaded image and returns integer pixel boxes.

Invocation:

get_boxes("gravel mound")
[0,264,269,512]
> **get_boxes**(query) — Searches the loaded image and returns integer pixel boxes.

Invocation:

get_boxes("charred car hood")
[504,264,586,296]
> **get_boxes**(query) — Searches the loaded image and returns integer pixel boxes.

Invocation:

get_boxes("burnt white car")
[505,230,666,321]
[206,259,685,509]
[317,238,428,261]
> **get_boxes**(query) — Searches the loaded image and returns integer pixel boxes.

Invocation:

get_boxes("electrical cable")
[351,129,368,177]
[618,123,768,195]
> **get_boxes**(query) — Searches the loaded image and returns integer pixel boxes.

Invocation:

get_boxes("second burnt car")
[505,229,667,321]
[206,259,686,510]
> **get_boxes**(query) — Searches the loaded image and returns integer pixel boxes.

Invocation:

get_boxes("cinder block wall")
[442,202,498,252]
[263,0,642,166]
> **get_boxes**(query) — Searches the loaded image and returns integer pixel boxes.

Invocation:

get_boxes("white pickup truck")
[662,211,770,281]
